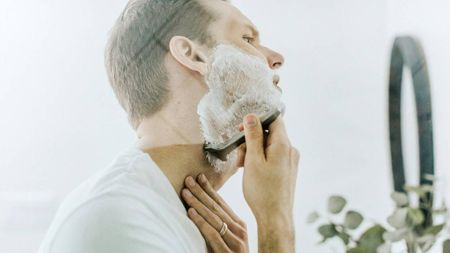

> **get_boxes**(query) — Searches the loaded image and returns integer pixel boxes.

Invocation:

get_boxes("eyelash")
[243,36,254,44]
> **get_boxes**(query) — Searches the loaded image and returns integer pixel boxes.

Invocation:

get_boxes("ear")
[169,36,208,76]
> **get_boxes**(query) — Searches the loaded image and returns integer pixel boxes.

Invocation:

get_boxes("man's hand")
[182,174,249,253]
[239,113,300,253]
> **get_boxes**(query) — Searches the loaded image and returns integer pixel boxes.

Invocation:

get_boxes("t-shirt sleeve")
[49,194,185,253]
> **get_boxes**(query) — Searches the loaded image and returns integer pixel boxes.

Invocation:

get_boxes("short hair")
[105,0,217,129]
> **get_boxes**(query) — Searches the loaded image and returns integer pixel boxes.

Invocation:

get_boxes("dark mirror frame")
[388,36,434,227]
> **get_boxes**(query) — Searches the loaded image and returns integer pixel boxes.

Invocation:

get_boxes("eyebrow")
[246,24,260,38]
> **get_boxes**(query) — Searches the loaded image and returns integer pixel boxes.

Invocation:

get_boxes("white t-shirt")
[38,145,208,253]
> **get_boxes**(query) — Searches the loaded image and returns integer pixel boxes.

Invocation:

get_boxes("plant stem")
[406,240,417,253]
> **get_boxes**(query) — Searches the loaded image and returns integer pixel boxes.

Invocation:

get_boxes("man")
[39,0,299,252]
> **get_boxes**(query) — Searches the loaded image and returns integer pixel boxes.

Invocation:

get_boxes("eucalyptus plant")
[307,177,450,253]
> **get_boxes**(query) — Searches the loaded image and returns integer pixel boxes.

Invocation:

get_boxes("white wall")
[0,1,134,252]
[0,0,448,252]
[230,1,391,252]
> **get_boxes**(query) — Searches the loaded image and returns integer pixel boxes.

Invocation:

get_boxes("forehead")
[200,0,258,36]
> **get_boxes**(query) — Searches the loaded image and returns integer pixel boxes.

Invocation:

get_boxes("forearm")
[256,213,295,253]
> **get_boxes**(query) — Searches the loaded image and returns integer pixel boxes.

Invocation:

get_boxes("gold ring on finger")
[219,222,228,237]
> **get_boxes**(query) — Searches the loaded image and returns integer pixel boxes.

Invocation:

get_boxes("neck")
[139,143,234,198]
[134,74,235,200]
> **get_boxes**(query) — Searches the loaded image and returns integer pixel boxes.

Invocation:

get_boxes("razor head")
[203,106,285,161]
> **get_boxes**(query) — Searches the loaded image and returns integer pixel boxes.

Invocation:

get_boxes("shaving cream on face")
[197,44,285,172]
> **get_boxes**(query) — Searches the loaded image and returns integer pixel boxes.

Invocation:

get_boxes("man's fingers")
[196,174,247,232]
[236,144,246,168]
[187,208,231,253]
[183,188,222,228]
[184,176,246,236]
[238,123,244,132]
[266,116,290,147]
[243,114,265,160]
[183,188,241,245]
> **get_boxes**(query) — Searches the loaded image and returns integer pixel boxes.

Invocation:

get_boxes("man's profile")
[39,0,299,252]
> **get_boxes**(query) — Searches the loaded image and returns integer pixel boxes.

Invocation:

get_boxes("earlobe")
[169,36,208,76]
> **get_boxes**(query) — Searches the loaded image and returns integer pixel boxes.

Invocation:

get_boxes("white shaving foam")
[197,44,285,172]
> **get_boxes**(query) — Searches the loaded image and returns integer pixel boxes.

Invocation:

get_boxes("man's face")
[195,2,286,173]
[202,0,285,88]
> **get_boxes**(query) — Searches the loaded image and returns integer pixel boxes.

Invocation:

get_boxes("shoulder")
[46,193,182,253]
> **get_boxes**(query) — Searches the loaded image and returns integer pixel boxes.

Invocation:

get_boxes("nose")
[260,46,285,70]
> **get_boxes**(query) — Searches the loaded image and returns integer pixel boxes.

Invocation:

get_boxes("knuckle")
[191,183,202,195]
[213,216,222,227]
[205,186,216,197]
[211,202,220,213]
[247,127,263,138]
[185,198,194,206]
[202,182,214,194]
[197,190,206,200]
[191,188,207,201]
[189,195,200,206]
[210,231,222,242]
[237,227,248,241]
[216,199,226,209]
[197,218,207,229]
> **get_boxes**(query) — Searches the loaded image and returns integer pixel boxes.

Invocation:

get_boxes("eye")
[243,36,254,44]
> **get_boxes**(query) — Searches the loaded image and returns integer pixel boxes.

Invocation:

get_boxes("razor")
[203,106,285,161]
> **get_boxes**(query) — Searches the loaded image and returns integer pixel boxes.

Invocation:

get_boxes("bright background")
[1,0,449,252]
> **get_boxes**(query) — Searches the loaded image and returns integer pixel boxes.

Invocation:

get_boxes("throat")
[141,144,226,198]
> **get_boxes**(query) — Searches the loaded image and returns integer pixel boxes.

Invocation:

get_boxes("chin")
[206,148,239,173]
[209,162,240,190]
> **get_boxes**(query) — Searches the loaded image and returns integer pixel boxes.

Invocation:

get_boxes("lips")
[273,75,282,93]
[273,75,280,85]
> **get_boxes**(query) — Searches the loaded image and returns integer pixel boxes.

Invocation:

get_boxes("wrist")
[256,210,294,231]
[256,211,295,253]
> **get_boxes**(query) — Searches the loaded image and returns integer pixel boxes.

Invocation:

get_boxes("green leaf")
[382,228,408,242]
[306,211,320,224]
[390,192,409,207]
[423,224,445,236]
[338,232,351,245]
[404,185,433,197]
[328,195,347,214]
[357,225,387,253]
[377,242,391,253]
[387,208,408,229]
[417,235,435,252]
[347,247,364,253]
[407,208,425,226]
[344,210,364,230]
[443,239,450,253]
[318,224,337,241]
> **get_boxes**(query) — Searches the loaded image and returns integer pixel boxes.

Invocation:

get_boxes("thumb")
[243,114,265,160]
